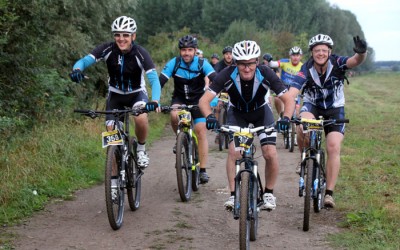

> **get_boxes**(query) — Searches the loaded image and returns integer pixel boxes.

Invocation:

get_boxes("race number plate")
[102,130,123,148]
[233,132,254,151]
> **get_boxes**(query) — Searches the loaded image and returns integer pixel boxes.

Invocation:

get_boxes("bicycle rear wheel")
[192,138,200,192]
[303,159,313,231]
[283,130,289,149]
[176,132,192,201]
[239,172,250,250]
[105,145,125,230]
[289,123,295,152]
[127,137,141,211]
[313,151,326,213]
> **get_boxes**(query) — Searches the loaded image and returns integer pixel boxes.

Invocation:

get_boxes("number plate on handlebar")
[102,130,123,148]
[233,132,254,151]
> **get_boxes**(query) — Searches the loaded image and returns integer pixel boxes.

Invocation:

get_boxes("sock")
[325,190,333,196]
[137,142,146,152]
[231,192,235,196]
[200,168,206,173]
[264,188,273,194]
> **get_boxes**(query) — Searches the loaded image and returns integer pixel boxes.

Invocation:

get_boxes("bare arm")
[280,88,299,118]
[346,52,367,69]
[199,90,217,117]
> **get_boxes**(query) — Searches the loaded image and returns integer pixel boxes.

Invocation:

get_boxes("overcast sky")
[327,0,400,61]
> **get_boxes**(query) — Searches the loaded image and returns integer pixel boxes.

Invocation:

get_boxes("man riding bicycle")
[290,34,368,208]
[199,40,295,210]
[69,16,161,169]
[159,35,217,184]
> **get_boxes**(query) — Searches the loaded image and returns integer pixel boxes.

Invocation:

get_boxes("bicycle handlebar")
[74,107,149,119]
[218,125,276,134]
[291,117,349,126]
[160,104,199,113]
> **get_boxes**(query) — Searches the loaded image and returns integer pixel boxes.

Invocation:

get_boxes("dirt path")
[9,125,344,250]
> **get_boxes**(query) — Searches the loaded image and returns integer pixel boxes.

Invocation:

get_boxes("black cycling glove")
[353,36,367,54]
[206,114,219,130]
[69,69,85,83]
[145,101,158,112]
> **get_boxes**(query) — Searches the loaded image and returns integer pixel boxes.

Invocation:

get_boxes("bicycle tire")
[249,173,259,241]
[218,107,226,151]
[239,171,251,250]
[176,132,192,202]
[284,130,289,149]
[289,123,295,152]
[192,138,200,192]
[303,159,313,231]
[127,137,141,211]
[105,145,124,230]
[314,151,326,213]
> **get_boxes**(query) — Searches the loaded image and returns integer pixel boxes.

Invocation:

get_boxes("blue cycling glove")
[145,101,158,112]
[206,114,219,130]
[277,116,290,132]
[69,69,85,83]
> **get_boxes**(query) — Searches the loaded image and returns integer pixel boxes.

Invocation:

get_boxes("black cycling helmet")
[211,53,219,59]
[263,53,273,62]
[178,35,198,49]
[222,46,233,54]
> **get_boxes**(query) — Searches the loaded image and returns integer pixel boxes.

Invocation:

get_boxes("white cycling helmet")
[232,40,260,61]
[111,16,137,33]
[308,34,334,50]
[289,46,303,55]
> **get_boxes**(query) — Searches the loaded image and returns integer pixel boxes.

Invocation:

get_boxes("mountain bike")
[74,107,149,230]
[161,104,200,202]
[282,94,302,152]
[218,125,275,250]
[293,117,349,231]
[217,92,229,151]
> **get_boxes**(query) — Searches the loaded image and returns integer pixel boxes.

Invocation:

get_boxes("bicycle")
[74,107,149,230]
[217,92,229,151]
[218,125,275,250]
[293,117,349,231]
[282,94,302,152]
[161,104,200,202]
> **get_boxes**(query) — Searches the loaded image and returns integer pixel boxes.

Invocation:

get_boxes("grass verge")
[331,72,400,249]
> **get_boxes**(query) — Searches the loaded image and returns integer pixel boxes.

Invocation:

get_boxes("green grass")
[0,106,168,227]
[330,72,400,249]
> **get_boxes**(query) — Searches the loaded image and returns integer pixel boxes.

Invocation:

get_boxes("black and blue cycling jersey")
[208,65,288,112]
[72,42,161,102]
[160,56,216,104]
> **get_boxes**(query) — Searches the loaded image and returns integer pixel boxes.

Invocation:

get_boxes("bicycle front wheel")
[239,172,250,250]
[127,137,141,211]
[176,132,192,202]
[303,159,313,231]
[105,145,125,230]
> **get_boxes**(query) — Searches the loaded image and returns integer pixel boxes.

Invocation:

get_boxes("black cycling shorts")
[300,103,346,135]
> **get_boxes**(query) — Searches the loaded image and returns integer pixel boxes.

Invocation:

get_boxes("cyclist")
[291,34,368,208]
[199,40,295,210]
[269,46,303,119]
[210,53,220,68]
[214,46,234,73]
[196,49,204,59]
[159,35,217,184]
[211,46,234,143]
[69,16,160,169]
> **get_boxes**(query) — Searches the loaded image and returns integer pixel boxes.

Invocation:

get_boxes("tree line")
[0,0,374,141]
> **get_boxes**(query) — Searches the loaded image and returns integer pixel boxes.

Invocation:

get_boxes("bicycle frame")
[176,109,198,170]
